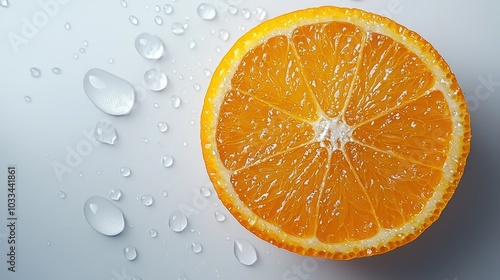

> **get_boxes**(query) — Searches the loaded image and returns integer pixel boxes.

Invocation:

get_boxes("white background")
[0,0,499,279]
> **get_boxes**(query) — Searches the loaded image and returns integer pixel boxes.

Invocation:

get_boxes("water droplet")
[24,96,32,103]
[109,188,122,201]
[142,137,149,143]
[123,246,138,261]
[214,211,226,222]
[141,195,154,206]
[193,83,201,91]
[64,22,71,30]
[197,3,217,20]
[83,40,89,47]
[153,103,159,109]
[170,95,181,108]
[162,191,168,197]
[163,4,173,15]
[200,187,211,198]
[171,22,186,35]
[135,32,164,59]
[253,7,267,21]
[154,16,163,25]
[204,69,211,77]
[144,69,168,91]
[228,5,238,15]
[188,39,196,49]
[83,68,135,115]
[52,67,62,75]
[191,241,203,254]
[120,167,131,177]
[0,0,10,8]
[94,120,117,145]
[129,15,139,25]
[241,8,251,19]
[149,229,158,238]
[108,58,115,64]
[79,47,86,54]
[218,29,229,41]
[233,238,257,266]
[154,5,161,12]
[30,67,41,78]
[169,209,188,232]
[83,196,125,236]
[161,155,174,167]
[157,121,168,133]
[58,191,66,199]
[120,0,127,8]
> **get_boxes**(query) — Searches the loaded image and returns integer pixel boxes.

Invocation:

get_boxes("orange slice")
[201,6,470,259]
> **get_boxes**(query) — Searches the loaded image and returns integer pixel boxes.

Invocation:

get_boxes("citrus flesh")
[201,6,470,259]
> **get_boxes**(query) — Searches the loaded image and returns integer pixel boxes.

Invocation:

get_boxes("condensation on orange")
[201,6,470,260]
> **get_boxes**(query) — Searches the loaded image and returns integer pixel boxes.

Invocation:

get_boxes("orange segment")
[201,6,471,260]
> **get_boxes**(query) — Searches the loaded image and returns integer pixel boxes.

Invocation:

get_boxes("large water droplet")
[163,4,173,15]
[120,167,131,177]
[233,238,258,266]
[214,211,226,222]
[200,187,211,198]
[157,121,168,133]
[170,95,181,108]
[149,229,158,238]
[171,22,186,35]
[83,196,125,236]
[197,3,217,20]
[83,68,135,116]
[123,246,138,261]
[141,195,154,206]
[129,15,139,25]
[144,69,168,91]
[109,188,122,201]
[169,209,188,232]
[94,120,117,145]
[0,0,10,8]
[30,67,41,78]
[161,155,174,167]
[218,29,229,41]
[191,241,203,254]
[135,33,164,59]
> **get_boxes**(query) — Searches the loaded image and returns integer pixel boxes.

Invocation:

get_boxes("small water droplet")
[30,67,41,78]
[73,53,79,59]
[170,95,181,108]
[64,22,71,30]
[94,120,117,145]
[169,209,188,232]
[0,0,10,8]
[109,188,122,201]
[120,0,127,8]
[24,96,32,103]
[144,69,168,91]
[197,3,217,20]
[191,241,203,254]
[83,196,125,236]
[162,191,168,197]
[228,5,238,15]
[218,29,229,41]
[214,211,226,222]
[153,103,159,109]
[157,121,168,133]
[79,47,86,54]
[188,39,196,49]
[234,238,257,266]
[171,22,186,35]
[142,137,149,143]
[141,195,154,206]
[51,67,62,75]
[154,5,161,12]
[83,68,135,115]
[123,246,138,261]
[193,83,201,91]
[135,33,164,59]
[149,229,158,238]
[83,40,89,47]
[161,155,174,167]
[204,69,211,77]
[120,167,131,177]
[154,16,163,25]
[200,187,211,198]
[58,191,66,199]
[129,15,139,25]
[241,8,251,19]
[163,4,173,15]
[108,58,115,64]
[253,7,267,21]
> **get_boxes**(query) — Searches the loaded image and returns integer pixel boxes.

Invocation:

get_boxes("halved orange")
[201,6,470,259]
